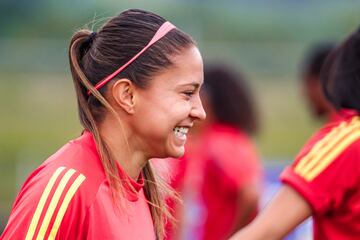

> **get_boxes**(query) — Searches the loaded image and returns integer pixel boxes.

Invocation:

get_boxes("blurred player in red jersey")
[301,42,339,123]
[171,63,262,240]
[1,9,206,240]
[230,27,360,240]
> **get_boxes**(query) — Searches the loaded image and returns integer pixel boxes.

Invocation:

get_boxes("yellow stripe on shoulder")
[296,119,357,176]
[36,168,77,240]
[48,174,86,240]
[295,116,360,181]
[304,130,360,181]
[294,121,348,174]
[25,166,66,240]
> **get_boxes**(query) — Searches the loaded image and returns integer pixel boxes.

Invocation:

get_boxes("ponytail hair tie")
[88,31,97,42]
[81,31,97,58]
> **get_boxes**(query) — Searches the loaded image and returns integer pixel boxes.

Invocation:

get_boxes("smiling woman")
[132,46,205,159]
[1,9,205,240]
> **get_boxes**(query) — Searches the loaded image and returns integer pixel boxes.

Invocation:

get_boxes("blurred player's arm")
[228,183,260,237]
[229,184,311,240]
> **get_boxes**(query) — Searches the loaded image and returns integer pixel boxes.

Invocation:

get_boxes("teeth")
[173,127,189,137]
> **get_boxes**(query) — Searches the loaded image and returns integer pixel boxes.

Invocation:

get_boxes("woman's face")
[303,75,333,118]
[132,46,206,158]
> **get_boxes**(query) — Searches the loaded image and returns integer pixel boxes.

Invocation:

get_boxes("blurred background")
[1,0,359,238]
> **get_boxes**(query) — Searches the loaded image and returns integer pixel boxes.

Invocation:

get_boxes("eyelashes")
[183,91,195,97]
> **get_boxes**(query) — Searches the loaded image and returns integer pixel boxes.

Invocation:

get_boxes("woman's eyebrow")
[177,82,201,89]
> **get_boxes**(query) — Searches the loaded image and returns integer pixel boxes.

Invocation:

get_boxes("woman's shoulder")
[2,134,108,240]
[291,115,360,182]
[19,132,107,208]
[43,132,106,182]
[298,115,360,157]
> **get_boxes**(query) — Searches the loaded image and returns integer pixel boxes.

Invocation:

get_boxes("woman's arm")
[229,185,312,240]
[228,183,260,237]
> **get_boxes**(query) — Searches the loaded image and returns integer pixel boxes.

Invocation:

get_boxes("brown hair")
[321,28,360,112]
[204,63,259,135]
[68,9,195,239]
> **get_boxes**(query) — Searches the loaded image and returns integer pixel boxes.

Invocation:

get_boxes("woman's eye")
[183,91,194,97]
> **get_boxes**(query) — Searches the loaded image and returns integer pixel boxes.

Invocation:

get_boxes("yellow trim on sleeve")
[294,121,347,173]
[296,120,356,175]
[48,174,86,240]
[25,166,66,240]
[304,131,360,181]
[294,116,360,181]
[36,169,76,240]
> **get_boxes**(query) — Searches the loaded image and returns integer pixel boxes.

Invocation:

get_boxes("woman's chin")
[166,145,185,159]
[149,145,185,159]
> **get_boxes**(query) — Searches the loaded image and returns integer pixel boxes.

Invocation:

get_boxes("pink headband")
[88,21,176,95]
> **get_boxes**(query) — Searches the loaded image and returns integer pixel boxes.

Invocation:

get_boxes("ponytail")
[68,30,123,198]
[143,162,181,239]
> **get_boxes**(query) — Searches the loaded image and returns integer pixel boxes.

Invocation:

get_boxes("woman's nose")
[191,96,206,121]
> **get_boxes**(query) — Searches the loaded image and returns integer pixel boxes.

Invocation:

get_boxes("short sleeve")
[280,140,360,215]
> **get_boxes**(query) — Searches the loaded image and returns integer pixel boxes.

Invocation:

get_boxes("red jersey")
[181,124,262,240]
[1,131,156,240]
[281,110,360,240]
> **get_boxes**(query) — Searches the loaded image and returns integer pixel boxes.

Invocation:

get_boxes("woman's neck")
[99,117,147,180]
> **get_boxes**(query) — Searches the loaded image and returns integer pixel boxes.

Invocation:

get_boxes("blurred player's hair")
[301,42,335,80]
[321,27,360,112]
[203,63,258,135]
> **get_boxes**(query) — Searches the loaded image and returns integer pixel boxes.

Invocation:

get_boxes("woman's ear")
[111,79,136,114]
